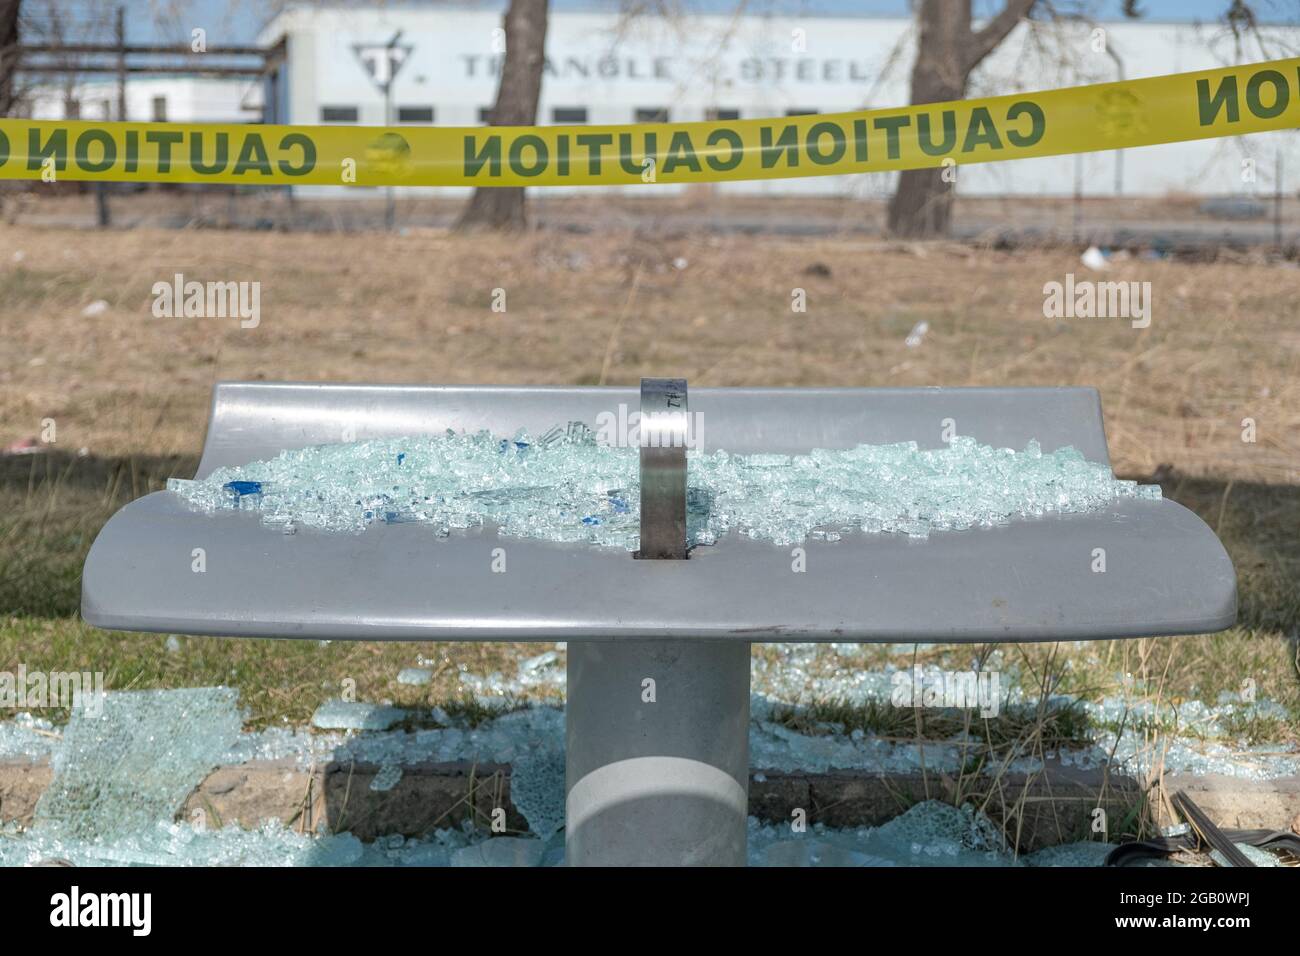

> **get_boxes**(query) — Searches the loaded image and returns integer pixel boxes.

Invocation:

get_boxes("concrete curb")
[3,756,1295,851]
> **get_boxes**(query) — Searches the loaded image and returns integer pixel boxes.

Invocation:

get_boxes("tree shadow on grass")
[0,451,197,618]
[1134,471,1300,637]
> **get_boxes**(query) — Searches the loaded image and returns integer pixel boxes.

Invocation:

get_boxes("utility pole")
[351,31,410,232]
[1072,153,1082,245]
[1275,150,1284,251]
[383,30,401,232]
[115,5,125,121]
[1107,46,1125,197]
[95,6,126,228]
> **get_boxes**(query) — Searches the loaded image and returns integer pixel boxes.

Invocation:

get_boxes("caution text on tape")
[0,58,1297,187]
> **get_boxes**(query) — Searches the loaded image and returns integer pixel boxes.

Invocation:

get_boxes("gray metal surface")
[566,639,750,866]
[81,382,1237,642]
[190,382,1115,474]
[635,377,689,560]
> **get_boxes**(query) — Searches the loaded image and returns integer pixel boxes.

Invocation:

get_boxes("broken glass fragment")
[169,431,1159,549]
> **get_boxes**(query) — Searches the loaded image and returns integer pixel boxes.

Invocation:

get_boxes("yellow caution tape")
[1,58,1297,188]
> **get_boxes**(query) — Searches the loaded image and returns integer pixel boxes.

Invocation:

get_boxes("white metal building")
[252,4,1296,198]
[24,76,262,124]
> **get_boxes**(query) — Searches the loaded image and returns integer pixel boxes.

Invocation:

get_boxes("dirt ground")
[1,216,1297,480]
[5,187,1297,238]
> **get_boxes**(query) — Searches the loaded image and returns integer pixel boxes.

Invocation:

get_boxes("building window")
[706,108,740,121]
[552,107,587,124]
[786,108,818,116]
[397,106,434,123]
[152,96,168,122]
[634,107,669,123]
[321,106,359,123]
[478,107,494,124]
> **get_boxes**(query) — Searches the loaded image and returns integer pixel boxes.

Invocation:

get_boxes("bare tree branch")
[967,0,1039,70]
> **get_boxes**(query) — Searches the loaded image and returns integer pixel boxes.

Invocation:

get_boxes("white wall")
[25,77,262,124]
[261,6,1300,199]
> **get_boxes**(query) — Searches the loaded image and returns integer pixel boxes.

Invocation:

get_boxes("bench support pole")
[565,639,751,866]
[566,377,750,865]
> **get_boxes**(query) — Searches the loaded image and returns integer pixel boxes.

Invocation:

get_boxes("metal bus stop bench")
[82,380,1237,866]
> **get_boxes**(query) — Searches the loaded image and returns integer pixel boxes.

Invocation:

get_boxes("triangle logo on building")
[352,37,412,90]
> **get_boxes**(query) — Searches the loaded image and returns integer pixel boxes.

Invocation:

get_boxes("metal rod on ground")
[1172,790,1255,867]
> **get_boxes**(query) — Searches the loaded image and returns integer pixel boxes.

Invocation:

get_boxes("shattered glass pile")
[36,688,242,841]
[751,644,1300,780]
[0,687,1117,867]
[168,429,1159,548]
[3,689,248,866]
[3,675,1294,866]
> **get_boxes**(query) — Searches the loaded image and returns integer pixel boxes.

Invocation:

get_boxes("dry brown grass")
[2,222,1298,486]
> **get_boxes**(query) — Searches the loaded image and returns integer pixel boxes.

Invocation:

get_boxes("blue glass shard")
[223,480,263,497]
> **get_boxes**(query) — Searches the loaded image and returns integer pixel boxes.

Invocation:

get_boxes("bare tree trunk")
[887,0,1037,239]
[886,2,970,239]
[456,0,549,231]
[0,0,20,116]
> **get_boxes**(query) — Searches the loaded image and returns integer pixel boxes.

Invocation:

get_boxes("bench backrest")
[197,382,1111,477]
